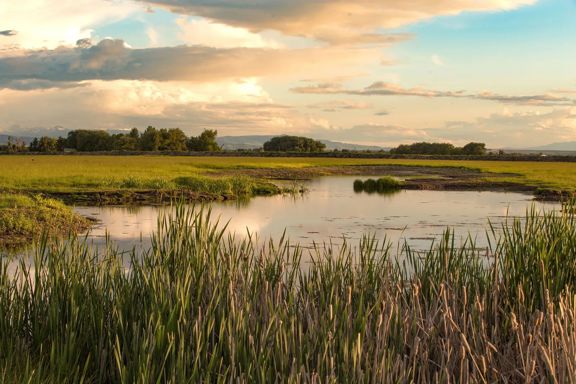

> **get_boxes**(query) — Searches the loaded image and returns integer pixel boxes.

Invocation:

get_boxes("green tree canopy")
[263,136,326,152]
[390,141,487,156]
[66,130,113,152]
[187,130,221,152]
[30,136,58,152]
[461,142,487,155]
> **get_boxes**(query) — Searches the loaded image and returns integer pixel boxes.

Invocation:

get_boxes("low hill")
[530,141,576,151]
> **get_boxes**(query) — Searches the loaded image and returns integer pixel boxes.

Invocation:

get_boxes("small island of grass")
[0,194,91,249]
[353,177,404,193]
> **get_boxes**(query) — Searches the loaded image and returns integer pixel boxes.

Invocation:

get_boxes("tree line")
[390,142,487,155]
[27,127,221,152]
[5,130,488,156]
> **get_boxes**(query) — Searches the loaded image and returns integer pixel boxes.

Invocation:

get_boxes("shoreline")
[2,164,572,206]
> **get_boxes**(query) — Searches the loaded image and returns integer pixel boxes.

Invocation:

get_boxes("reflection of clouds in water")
[215,210,270,238]
[77,207,159,240]
[72,177,560,253]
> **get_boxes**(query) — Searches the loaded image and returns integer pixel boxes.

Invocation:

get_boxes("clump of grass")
[353,176,403,194]
[174,175,280,197]
[2,205,576,382]
[117,176,176,190]
[0,193,90,248]
[0,193,35,209]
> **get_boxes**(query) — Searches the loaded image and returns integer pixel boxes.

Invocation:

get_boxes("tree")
[461,142,487,156]
[263,136,326,152]
[29,138,39,152]
[110,128,140,151]
[139,126,161,151]
[56,137,67,151]
[30,136,58,152]
[6,136,26,153]
[187,129,221,152]
[67,130,113,151]
[111,134,138,151]
[390,141,487,156]
[391,142,455,155]
[159,128,188,151]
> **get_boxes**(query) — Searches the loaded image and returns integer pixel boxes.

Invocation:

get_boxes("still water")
[75,176,560,253]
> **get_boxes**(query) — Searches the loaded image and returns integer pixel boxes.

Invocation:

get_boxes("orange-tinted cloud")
[141,0,535,44]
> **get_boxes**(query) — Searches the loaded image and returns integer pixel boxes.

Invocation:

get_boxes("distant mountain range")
[0,134,34,145]
[216,135,385,151]
[529,142,576,151]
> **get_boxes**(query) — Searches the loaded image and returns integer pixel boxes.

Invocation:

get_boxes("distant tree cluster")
[263,136,326,152]
[3,137,27,153]
[390,142,486,156]
[28,127,221,152]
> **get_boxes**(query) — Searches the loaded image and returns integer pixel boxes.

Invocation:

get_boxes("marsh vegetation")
[353,177,403,193]
[0,194,90,249]
[1,205,576,382]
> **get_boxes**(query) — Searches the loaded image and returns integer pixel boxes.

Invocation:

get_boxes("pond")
[74,176,560,253]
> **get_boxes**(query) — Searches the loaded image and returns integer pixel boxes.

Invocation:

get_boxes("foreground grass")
[1,155,576,192]
[1,205,576,382]
[0,194,90,248]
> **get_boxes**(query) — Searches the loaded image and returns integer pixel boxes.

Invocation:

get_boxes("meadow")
[1,155,576,192]
[1,205,576,382]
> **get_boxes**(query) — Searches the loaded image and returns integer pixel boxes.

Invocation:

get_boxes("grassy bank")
[1,205,576,382]
[0,194,90,249]
[1,155,576,192]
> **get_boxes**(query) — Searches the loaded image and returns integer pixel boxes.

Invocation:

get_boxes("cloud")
[0,0,138,52]
[309,108,576,147]
[176,18,281,48]
[292,82,576,107]
[0,30,17,37]
[431,54,444,67]
[311,124,431,146]
[0,80,324,137]
[0,79,87,91]
[432,109,576,147]
[307,100,372,112]
[292,82,465,98]
[0,38,381,89]
[473,92,575,106]
[140,0,535,44]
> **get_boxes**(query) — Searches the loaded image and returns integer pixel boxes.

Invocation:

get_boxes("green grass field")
[1,155,576,192]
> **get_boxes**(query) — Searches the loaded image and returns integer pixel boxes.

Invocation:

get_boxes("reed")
[1,204,575,382]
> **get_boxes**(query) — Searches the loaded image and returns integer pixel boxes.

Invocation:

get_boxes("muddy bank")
[46,189,238,206]
[44,184,288,206]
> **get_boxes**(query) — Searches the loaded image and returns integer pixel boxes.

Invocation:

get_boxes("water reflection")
[74,176,560,253]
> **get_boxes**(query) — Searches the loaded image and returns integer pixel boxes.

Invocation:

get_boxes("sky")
[0,0,575,148]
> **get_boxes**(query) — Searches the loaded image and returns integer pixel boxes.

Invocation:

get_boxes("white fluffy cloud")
[176,18,281,48]
[0,79,324,136]
[0,0,138,53]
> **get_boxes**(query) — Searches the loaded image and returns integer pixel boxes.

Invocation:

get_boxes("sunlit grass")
[1,155,575,192]
[0,194,90,248]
